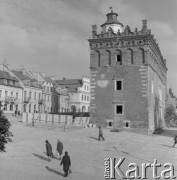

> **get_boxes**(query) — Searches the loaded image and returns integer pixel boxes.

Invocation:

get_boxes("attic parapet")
[149,33,167,71]
[90,25,151,40]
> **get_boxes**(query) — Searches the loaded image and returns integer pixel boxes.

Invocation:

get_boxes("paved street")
[0,117,177,180]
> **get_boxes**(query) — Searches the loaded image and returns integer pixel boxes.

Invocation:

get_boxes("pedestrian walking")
[98,126,105,141]
[173,135,177,148]
[56,139,63,160]
[45,140,53,158]
[60,151,71,177]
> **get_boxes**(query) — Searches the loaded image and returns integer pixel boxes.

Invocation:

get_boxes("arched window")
[139,48,145,64]
[105,50,111,66]
[71,105,76,113]
[127,49,133,64]
[116,50,122,65]
[91,50,101,67]
[96,50,101,66]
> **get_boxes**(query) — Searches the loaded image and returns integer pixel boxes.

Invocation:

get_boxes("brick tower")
[88,9,167,134]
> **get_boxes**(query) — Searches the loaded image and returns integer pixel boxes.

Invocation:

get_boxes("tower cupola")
[101,8,123,34]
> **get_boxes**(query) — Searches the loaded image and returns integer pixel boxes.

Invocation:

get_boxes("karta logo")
[104,158,176,179]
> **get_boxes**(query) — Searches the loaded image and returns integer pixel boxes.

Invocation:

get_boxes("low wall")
[22,113,90,126]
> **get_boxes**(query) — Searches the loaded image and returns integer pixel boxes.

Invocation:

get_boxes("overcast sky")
[0,0,177,94]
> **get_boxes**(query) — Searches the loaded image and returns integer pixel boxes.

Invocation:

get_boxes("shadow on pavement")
[159,129,177,138]
[88,136,98,141]
[43,152,60,160]
[161,144,175,148]
[45,166,65,177]
[32,153,51,162]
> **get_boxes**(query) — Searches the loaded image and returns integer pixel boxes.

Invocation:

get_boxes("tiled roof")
[12,70,42,89]
[55,79,83,92]
[56,79,83,85]
[12,70,32,81]
[0,71,18,81]
[45,77,54,84]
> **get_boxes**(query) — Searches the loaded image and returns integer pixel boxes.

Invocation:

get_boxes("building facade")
[55,85,70,112]
[32,72,53,113]
[0,68,23,114]
[88,10,167,133]
[12,69,43,113]
[56,76,90,112]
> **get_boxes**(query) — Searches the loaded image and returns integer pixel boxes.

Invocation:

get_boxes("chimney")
[92,24,97,38]
[142,19,147,33]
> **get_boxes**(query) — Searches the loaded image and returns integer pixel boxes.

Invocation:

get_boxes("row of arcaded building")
[88,9,168,134]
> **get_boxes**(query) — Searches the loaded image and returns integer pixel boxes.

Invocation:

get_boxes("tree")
[164,105,177,127]
[0,110,13,152]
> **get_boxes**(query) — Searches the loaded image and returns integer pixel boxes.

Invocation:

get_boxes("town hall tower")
[88,9,167,134]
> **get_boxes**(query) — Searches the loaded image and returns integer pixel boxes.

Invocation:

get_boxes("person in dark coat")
[173,135,177,148]
[60,151,71,177]
[56,139,63,160]
[98,126,105,141]
[45,140,53,158]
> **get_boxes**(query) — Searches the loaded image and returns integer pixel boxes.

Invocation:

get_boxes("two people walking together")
[45,139,63,159]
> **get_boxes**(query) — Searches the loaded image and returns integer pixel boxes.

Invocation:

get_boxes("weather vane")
[109,7,112,11]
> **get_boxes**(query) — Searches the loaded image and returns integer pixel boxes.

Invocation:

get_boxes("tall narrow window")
[34,105,36,113]
[5,91,8,97]
[10,104,13,111]
[98,51,100,66]
[29,104,31,113]
[24,104,26,112]
[116,50,122,65]
[34,92,36,100]
[115,80,122,90]
[105,50,111,66]
[139,48,145,64]
[24,91,26,100]
[29,91,31,99]
[127,49,133,64]
[4,104,7,111]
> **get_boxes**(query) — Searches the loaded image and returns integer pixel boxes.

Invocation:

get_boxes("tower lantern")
[101,8,123,33]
